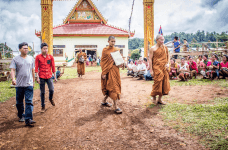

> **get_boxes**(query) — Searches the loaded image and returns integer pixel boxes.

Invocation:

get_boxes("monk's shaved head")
[156,34,165,46]
[108,36,115,41]
[156,34,163,41]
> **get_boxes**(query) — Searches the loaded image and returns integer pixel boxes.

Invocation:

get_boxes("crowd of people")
[127,57,152,81]
[169,54,228,81]
[126,54,228,81]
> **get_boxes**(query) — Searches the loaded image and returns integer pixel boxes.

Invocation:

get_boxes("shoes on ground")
[19,116,25,122]
[25,119,34,127]
[49,99,55,106]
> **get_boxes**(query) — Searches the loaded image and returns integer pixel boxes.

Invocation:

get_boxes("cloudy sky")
[0,0,227,52]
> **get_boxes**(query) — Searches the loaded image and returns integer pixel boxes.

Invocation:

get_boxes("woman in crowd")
[206,54,219,80]
[197,55,203,72]
[169,58,178,80]
[178,58,190,81]
[219,55,228,80]
[188,57,198,79]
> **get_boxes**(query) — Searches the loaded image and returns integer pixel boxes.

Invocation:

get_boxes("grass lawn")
[147,78,228,88]
[0,81,39,102]
[160,97,228,149]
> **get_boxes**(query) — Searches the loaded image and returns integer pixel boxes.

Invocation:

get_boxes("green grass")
[160,97,228,149]
[146,79,228,88]
[0,81,39,102]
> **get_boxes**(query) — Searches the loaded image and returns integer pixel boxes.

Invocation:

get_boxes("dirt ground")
[1,70,228,150]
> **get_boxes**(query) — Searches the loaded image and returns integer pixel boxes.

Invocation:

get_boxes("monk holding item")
[101,36,122,114]
[149,35,170,105]
[77,49,87,78]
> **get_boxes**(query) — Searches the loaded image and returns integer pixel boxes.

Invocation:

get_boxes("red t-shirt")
[188,61,198,73]
[35,54,56,79]
[220,61,228,68]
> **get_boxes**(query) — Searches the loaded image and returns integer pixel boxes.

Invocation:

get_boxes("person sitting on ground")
[169,58,178,80]
[134,58,147,80]
[197,55,203,72]
[143,58,152,81]
[56,66,64,79]
[134,58,138,65]
[199,55,211,79]
[178,58,190,81]
[219,55,228,80]
[206,54,219,80]
[188,57,198,79]
[127,60,135,76]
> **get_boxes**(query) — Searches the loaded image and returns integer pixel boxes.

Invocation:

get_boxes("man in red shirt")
[188,56,198,79]
[35,43,57,112]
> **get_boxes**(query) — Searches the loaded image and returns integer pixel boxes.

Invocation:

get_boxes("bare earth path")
[2,70,227,149]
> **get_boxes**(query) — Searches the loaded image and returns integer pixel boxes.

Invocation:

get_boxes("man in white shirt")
[135,58,147,80]
[127,60,135,76]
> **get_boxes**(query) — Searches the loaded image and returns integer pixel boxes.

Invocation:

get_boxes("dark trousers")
[40,78,54,107]
[16,86,34,121]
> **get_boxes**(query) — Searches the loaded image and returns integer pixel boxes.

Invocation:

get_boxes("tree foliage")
[128,38,144,50]
[128,31,228,50]
[28,46,35,57]
[0,43,13,58]
[130,49,140,60]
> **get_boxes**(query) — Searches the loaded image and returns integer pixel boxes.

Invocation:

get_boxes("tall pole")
[143,0,154,58]
[41,0,53,55]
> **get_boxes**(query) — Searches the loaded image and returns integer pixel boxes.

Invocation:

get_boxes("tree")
[0,43,13,58]
[128,38,144,50]
[130,49,140,60]
[28,46,35,57]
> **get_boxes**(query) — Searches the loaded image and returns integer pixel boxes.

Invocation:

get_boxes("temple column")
[143,0,154,57]
[41,0,53,55]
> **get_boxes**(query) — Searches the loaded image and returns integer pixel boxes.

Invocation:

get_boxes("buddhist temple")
[35,0,135,66]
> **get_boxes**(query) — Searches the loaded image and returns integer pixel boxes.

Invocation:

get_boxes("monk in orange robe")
[101,36,122,114]
[149,35,170,105]
[77,49,87,78]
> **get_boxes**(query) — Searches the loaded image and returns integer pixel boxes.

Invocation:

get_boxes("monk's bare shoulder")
[150,45,157,52]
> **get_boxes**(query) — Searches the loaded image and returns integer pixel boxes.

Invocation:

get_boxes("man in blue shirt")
[173,36,180,59]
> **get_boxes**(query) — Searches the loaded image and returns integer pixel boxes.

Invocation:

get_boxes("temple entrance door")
[75,49,97,61]
[86,49,97,61]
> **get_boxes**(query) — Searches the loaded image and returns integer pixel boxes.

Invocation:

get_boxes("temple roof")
[36,0,135,38]
[63,0,107,24]
[35,23,135,37]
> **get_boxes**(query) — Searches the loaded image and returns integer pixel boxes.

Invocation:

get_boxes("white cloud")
[0,0,227,53]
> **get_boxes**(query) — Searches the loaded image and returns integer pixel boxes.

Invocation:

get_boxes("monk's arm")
[149,47,153,72]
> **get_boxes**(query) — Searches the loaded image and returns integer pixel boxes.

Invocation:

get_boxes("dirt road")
[1,71,222,149]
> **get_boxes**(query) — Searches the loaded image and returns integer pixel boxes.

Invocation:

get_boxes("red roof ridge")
[35,23,135,37]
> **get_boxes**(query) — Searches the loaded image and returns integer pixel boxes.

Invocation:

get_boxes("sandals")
[101,102,112,107]
[114,108,122,114]
[157,101,166,105]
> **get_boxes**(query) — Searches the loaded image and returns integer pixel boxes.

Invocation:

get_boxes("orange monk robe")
[77,52,87,75]
[151,46,170,97]
[101,46,121,100]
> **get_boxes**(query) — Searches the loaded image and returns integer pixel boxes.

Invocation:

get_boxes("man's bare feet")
[103,95,108,103]
[158,96,166,105]
[157,101,166,105]
[151,96,157,105]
